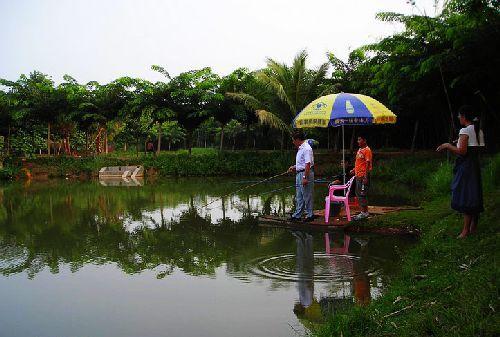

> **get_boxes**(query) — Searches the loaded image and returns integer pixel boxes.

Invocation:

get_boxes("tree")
[216,69,260,150]
[0,91,15,155]
[167,68,222,154]
[1,71,67,156]
[224,119,244,150]
[159,120,185,151]
[358,0,500,150]
[78,78,133,154]
[229,51,328,134]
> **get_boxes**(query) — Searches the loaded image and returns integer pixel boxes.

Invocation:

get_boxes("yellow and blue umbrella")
[293,93,396,128]
[294,93,396,186]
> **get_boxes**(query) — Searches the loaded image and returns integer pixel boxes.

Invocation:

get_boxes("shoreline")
[311,153,499,337]
[1,150,442,181]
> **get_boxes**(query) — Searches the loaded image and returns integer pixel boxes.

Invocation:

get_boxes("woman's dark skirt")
[451,147,484,214]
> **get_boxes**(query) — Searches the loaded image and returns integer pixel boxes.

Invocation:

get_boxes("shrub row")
[1,151,295,180]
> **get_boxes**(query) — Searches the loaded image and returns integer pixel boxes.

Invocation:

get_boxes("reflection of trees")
[0,181,295,279]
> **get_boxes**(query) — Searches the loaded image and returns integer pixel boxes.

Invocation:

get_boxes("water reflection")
[290,231,377,326]
[292,232,320,322]
[324,232,372,306]
[99,177,144,186]
[0,179,295,279]
[0,179,412,337]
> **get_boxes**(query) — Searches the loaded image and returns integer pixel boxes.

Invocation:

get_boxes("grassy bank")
[1,149,442,181]
[313,154,500,337]
[0,150,295,179]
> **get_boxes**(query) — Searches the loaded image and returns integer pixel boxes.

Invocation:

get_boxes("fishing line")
[201,170,289,209]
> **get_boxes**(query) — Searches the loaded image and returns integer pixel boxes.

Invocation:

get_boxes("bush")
[425,153,500,197]
[426,161,453,197]
[0,166,19,181]
[373,155,442,189]
[143,151,292,176]
[483,153,500,191]
[1,151,294,178]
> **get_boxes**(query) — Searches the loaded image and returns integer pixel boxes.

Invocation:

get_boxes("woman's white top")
[458,124,485,147]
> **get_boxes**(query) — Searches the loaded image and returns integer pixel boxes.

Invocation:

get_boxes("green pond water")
[0,177,415,337]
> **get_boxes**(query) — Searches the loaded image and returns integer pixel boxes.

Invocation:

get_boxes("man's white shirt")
[295,141,314,171]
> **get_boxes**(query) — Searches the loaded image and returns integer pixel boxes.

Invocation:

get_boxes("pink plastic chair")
[324,176,356,223]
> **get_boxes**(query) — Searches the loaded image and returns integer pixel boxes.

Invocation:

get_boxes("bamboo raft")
[258,205,422,235]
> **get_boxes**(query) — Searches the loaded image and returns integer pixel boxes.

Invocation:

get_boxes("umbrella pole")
[342,124,346,195]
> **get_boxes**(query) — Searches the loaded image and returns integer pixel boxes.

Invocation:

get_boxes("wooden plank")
[258,219,342,232]
[258,205,422,234]
[258,214,349,232]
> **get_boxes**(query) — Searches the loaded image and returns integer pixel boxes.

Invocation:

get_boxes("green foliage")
[426,161,454,197]
[143,151,292,176]
[373,154,442,190]
[0,150,293,179]
[482,153,500,191]
[1,0,499,156]
[312,152,500,337]
[315,192,499,336]
[159,121,185,149]
[9,128,46,157]
[0,166,18,181]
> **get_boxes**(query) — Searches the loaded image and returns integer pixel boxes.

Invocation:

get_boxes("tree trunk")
[47,122,51,156]
[66,134,71,155]
[95,128,103,154]
[439,65,455,142]
[168,141,171,151]
[157,124,162,155]
[6,126,11,156]
[219,125,225,151]
[221,196,226,220]
[246,124,251,149]
[124,143,127,151]
[187,131,193,155]
[104,129,108,154]
[411,120,419,153]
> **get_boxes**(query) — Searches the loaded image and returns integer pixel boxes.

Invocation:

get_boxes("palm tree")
[228,50,329,131]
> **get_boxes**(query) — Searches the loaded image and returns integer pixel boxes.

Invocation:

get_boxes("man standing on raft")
[288,131,315,222]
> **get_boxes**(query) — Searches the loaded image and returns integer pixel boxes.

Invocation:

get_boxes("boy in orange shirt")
[350,135,372,220]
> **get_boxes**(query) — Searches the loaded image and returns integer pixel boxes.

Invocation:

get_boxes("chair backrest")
[329,175,356,198]
[345,176,356,197]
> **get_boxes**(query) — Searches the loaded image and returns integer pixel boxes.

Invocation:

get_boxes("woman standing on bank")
[437,105,485,238]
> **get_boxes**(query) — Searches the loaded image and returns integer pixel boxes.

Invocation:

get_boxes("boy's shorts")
[355,177,369,208]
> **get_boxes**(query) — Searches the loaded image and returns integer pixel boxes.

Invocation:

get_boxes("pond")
[0,177,415,337]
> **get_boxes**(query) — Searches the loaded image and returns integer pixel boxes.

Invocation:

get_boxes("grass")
[312,154,500,337]
[0,149,295,179]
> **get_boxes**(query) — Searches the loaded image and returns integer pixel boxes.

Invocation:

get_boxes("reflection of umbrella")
[294,93,397,183]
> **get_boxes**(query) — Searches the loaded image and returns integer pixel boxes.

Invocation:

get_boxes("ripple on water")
[245,253,380,283]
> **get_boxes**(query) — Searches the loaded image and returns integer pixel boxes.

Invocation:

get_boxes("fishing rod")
[253,178,334,197]
[201,170,289,209]
[252,184,294,197]
[248,176,342,197]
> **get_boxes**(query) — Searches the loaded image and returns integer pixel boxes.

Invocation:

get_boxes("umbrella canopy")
[294,93,396,128]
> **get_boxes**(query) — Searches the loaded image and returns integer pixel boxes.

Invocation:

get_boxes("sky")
[0,0,440,84]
